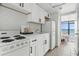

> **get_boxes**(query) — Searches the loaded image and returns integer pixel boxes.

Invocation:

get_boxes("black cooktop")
[2,39,14,43]
[1,35,26,43]
[15,36,26,40]
[0,37,10,39]
[13,35,21,37]
[13,35,26,40]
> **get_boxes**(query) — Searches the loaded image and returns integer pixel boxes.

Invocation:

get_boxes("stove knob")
[16,44,20,46]
[10,45,14,49]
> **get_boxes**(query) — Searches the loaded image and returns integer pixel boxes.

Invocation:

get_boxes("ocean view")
[61,29,75,34]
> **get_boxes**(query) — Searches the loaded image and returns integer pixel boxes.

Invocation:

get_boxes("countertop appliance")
[20,25,33,34]
[0,33,29,56]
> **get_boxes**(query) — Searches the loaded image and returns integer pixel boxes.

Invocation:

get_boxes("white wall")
[0,5,41,32]
[61,13,77,21]
[61,3,76,14]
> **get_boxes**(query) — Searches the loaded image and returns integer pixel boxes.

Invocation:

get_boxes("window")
[61,21,74,35]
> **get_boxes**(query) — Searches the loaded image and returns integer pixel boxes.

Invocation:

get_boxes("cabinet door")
[30,44,36,56]
[37,6,44,23]
[36,36,44,56]
[40,8,45,23]
[13,3,20,7]
[28,4,44,23]
[32,4,39,22]
[23,3,32,12]
[42,34,49,55]
[38,6,48,24]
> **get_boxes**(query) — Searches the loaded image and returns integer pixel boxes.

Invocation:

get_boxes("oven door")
[3,46,29,56]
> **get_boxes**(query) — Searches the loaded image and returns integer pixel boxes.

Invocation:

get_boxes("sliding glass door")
[61,21,75,35]
[69,21,74,35]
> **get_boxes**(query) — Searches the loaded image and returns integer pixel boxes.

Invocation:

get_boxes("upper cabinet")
[0,3,48,24]
[31,4,40,23]
[23,3,32,12]
[38,6,48,24]
[28,4,48,24]
[0,3,31,15]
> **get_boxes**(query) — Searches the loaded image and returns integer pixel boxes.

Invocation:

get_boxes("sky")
[61,21,74,29]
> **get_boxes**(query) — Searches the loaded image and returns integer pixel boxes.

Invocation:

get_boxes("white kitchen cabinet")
[36,33,49,56]
[36,35,44,56]
[12,3,19,6]
[14,3,24,8]
[32,4,39,23]
[27,4,39,23]
[23,3,32,12]
[38,6,48,24]
[1,3,31,15]
[29,37,37,56]
[27,4,48,24]
[30,44,36,56]
[44,34,49,54]
[29,33,49,56]
[6,3,22,8]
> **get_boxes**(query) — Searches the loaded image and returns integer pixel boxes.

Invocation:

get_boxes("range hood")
[0,3,31,15]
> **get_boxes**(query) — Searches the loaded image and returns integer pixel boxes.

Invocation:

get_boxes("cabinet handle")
[30,47,32,53]
[20,3,21,7]
[32,39,37,42]
[39,18,41,22]
[22,3,24,7]
[45,40,47,44]
[19,3,24,7]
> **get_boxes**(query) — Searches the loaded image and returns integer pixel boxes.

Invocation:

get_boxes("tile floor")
[46,35,78,56]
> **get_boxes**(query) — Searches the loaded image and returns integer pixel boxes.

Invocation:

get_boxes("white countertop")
[0,31,49,47]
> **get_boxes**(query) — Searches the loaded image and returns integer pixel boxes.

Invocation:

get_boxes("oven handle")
[30,47,32,53]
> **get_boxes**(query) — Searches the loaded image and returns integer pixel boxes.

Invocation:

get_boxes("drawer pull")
[32,39,37,42]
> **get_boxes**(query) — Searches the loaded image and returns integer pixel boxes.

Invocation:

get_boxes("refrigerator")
[42,21,56,49]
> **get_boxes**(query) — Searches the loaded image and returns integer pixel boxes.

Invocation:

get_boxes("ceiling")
[37,3,65,14]
[37,3,76,15]
[37,3,55,14]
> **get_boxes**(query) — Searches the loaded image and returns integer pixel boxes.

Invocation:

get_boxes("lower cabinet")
[29,33,49,56]
[29,37,37,56]
[43,34,49,55]
[30,44,36,56]
[36,34,49,56]
[36,36,44,56]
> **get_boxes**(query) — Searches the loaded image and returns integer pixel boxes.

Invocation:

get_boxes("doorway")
[61,21,75,43]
